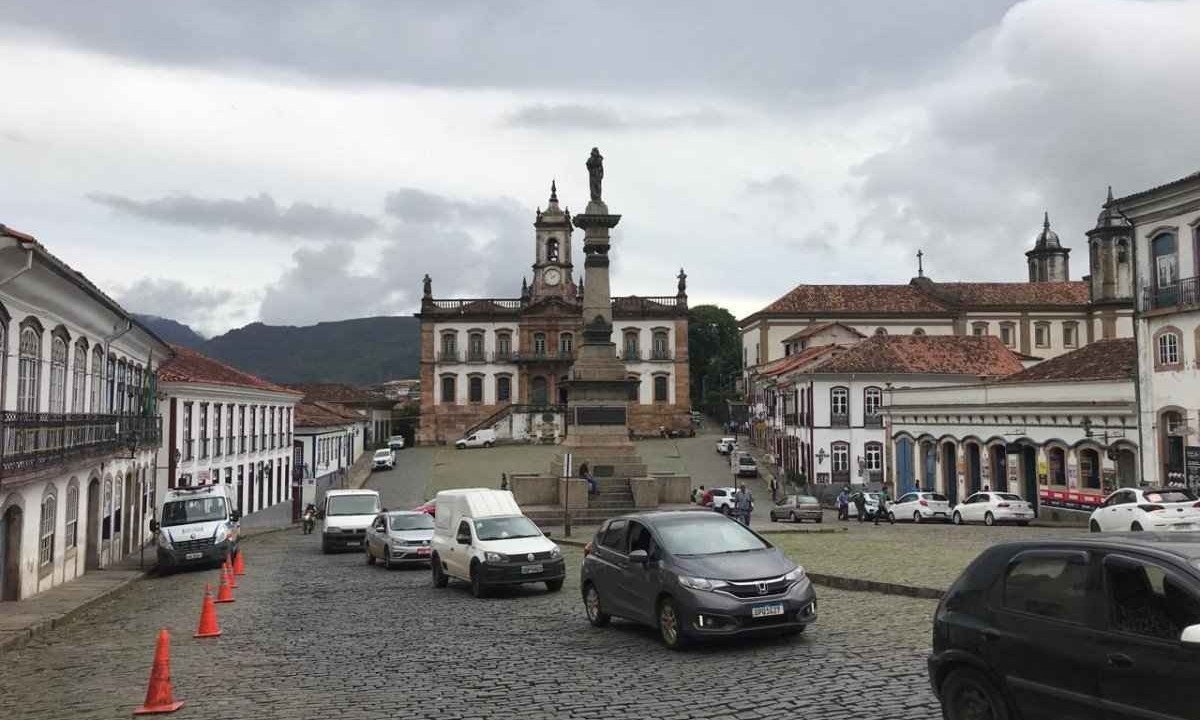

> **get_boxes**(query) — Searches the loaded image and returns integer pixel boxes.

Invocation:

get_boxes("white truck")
[430,488,564,597]
[320,488,382,553]
[455,428,497,449]
[152,484,241,572]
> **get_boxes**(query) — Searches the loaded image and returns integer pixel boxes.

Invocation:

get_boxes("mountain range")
[135,314,421,386]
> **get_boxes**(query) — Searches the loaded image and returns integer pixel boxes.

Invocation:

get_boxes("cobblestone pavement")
[0,529,943,720]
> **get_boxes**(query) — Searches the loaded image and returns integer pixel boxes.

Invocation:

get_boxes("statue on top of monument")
[587,147,604,202]
[422,273,432,299]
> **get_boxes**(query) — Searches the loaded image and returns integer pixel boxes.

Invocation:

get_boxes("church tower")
[1087,186,1133,304]
[1026,212,1071,282]
[529,180,576,301]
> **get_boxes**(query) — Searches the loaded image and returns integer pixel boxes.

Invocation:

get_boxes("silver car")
[365,511,435,568]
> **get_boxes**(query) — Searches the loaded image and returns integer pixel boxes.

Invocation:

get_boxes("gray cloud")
[88,192,380,240]
[259,244,396,325]
[504,103,727,130]
[118,278,237,335]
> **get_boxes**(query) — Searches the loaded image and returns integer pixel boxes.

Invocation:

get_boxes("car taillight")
[1193,501,1200,508]
[997,503,1010,508]
[583,542,593,557]
[919,500,928,506]
[1139,504,1164,512]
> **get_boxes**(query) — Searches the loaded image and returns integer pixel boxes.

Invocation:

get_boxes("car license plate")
[185,552,203,560]
[347,540,360,547]
[752,603,784,618]
[521,563,543,575]
[1172,524,1196,531]
[417,548,431,556]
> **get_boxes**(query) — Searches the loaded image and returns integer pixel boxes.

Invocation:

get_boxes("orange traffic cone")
[233,549,245,576]
[193,584,221,639]
[214,571,235,604]
[223,559,238,589]
[133,628,185,715]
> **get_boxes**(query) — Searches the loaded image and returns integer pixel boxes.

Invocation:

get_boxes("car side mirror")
[543,531,552,538]
[1181,623,1200,646]
[149,519,159,533]
[628,549,649,565]
[230,510,242,522]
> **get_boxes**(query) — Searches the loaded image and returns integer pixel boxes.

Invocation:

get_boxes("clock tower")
[530,180,576,301]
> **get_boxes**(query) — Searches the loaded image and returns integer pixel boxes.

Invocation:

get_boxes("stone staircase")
[553,447,647,480]
[524,477,637,527]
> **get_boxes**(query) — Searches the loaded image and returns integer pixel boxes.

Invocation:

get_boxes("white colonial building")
[1111,171,1200,488]
[293,400,367,507]
[155,345,302,521]
[1,224,169,601]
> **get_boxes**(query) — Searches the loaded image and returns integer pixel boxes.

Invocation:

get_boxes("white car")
[716,437,737,455]
[706,486,738,514]
[387,435,406,451]
[889,492,952,523]
[372,448,395,470]
[1089,486,1200,533]
[951,492,1035,526]
[846,491,883,519]
[456,428,496,449]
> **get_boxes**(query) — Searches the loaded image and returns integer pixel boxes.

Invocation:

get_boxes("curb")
[0,570,146,656]
[759,526,846,535]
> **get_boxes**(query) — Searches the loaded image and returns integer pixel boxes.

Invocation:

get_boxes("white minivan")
[455,428,496,449]
[430,488,564,597]
[152,484,241,572]
[320,488,383,553]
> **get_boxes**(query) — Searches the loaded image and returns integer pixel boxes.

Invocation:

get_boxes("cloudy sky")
[3,0,1198,336]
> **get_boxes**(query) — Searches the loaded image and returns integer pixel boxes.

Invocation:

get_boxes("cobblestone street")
[0,523,943,720]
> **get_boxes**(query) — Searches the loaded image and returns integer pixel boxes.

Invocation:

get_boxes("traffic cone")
[193,584,221,639]
[223,559,238,589]
[233,549,245,576]
[133,628,185,714]
[214,571,235,604]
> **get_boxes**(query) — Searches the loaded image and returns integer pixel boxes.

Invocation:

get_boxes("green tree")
[687,304,742,412]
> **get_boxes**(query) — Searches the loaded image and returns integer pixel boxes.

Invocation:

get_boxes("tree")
[687,304,742,412]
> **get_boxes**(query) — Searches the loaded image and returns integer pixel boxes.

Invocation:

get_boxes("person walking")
[692,484,707,504]
[836,487,850,521]
[852,490,867,523]
[734,483,754,526]
[874,484,894,525]
[579,462,597,495]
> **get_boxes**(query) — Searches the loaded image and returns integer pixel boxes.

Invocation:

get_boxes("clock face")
[544,268,561,286]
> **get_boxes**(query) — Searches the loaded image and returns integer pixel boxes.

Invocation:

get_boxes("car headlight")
[484,551,506,563]
[784,566,807,583]
[679,576,728,592]
[213,525,229,544]
[325,526,342,534]
[549,546,562,559]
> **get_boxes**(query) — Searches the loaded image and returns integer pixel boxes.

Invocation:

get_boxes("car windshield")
[161,497,227,527]
[373,450,391,458]
[474,516,541,541]
[996,493,1023,501]
[1145,489,1198,503]
[656,516,770,556]
[739,457,756,465]
[924,493,948,502]
[797,496,818,504]
[390,514,434,531]
[327,495,381,516]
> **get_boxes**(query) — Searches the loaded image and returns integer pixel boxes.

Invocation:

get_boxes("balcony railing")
[1145,277,1200,311]
[650,349,673,361]
[831,413,849,428]
[512,351,575,363]
[437,350,461,362]
[1,412,161,477]
[864,414,883,429]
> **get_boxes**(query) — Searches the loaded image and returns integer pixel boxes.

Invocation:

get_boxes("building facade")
[1,225,168,601]
[416,183,690,444]
[286,383,394,448]
[1112,171,1200,488]
[293,401,367,495]
[156,345,302,521]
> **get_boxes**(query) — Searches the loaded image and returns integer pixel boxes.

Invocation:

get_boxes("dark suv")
[580,511,816,649]
[929,534,1200,720]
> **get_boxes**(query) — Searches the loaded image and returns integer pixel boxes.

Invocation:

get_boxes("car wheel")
[953,512,963,525]
[941,667,1010,720]
[1017,521,1029,526]
[1090,520,1101,533]
[888,511,896,523]
[470,564,488,598]
[721,505,731,516]
[984,512,995,527]
[657,597,688,650]
[383,547,393,570]
[789,511,798,523]
[366,545,375,565]
[484,441,494,448]
[1131,521,1143,532]
[431,555,448,588]
[913,512,922,524]
[545,578,564,593]
[583,583,611,627]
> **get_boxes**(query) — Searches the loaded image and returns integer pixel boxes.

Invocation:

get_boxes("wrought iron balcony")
[1145,276,1200,311]
[1,412,161,477]
[831,413,849,428]
[864,414,884,429]
[649,349,674,361]
[512,351,574,363]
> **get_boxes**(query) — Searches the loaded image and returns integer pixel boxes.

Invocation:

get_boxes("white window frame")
[863,387,882,416]
[39,494,56,567]
[830,387,849,417]
[18,326,41,412]
[65,485,79,549]
[831,443,850,472]
[1159,332,1180,366]
[864,442,883,471]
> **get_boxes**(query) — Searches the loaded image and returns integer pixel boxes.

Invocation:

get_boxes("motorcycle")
[302,508,317,535]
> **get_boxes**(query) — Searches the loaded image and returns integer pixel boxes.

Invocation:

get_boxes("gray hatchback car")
[580,511,817,649]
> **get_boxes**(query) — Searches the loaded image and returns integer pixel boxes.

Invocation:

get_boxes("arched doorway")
[123,472,135,556]
[1078,448,1101,492]
[1161,410,1185,484]
[1047,446,1067,486]
[896,438,915,494]
[1,504,22,601]
[1022,446,1039,512]
[966,442,982,494]
[920,440,936,492]
[531,376,548,405]
[86,478,100,570]
[942,442,959,505]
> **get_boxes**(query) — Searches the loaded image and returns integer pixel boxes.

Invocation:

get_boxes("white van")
[320,488,382,553]
[430,488,564,597]
[152,484,241,572]
[455,428,496,449]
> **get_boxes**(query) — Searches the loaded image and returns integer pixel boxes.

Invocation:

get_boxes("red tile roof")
[1000,338,1136,383]
[294,400,364,428]
[811,335,1024,377]
[782,322,865,342]
[285,383,391,405]
[930,281,1090,307]
[758,345,842,378]
[757,284,950,316]
[157,344,301,395]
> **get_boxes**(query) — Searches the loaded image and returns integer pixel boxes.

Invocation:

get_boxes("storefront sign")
[1040,488,1104,512]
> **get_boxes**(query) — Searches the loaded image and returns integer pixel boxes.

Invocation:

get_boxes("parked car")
[365,511,435,568]
[732,453,759,478]
[1089,486,1200,533]
[320,488,383,553]
[929,534,1200,720]
[152,484,241,571]
[846,491,883,519]
[703,487,738,514]
[414,498,436,517]
[716,437,737,455]
[770,495,823,523]
[387,435,406,451]
[455,428,497,449]
[951,491,1035,526]
[889,491,951,523]
[580,511,817,649]
[430,488,564,597]
[372,448,395,470]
